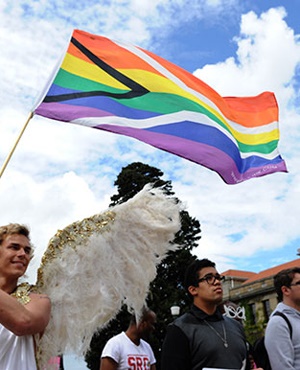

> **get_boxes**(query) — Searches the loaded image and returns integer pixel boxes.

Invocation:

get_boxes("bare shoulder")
[26,292,51,316]
[27,292,51,324]
[11,283,50,306]
[30,292,50,300]
[29,292,51,307]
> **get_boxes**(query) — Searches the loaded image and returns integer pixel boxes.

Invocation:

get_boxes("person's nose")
[214,278,222,285]
[17,248,26,258]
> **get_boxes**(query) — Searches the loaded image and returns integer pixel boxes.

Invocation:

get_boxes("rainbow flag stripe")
[34,29,287,184]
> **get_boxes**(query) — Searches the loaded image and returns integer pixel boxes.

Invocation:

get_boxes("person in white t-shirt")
[100,307,157,370]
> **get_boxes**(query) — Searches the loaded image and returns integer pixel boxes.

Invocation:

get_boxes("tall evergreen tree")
[85,162,201,370]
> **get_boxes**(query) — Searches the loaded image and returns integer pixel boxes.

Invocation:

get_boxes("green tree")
[109,162,174,205]
[243,302,266,345]
[85,162,201,370]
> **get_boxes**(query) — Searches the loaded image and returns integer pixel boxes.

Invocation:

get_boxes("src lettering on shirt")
[127,354,151,369]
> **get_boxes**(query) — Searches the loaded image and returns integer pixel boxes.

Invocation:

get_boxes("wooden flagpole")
[0,111,34,179]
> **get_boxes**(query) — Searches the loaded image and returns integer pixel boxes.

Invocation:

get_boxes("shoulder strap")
[273,311,293,338]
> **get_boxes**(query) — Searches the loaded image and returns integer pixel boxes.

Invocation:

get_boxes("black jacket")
[161,305,247,370]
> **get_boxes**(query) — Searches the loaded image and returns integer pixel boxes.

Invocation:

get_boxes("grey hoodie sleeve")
[265,313,295,370]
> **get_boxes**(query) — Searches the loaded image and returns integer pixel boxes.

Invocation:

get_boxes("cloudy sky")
[1,1,300,368]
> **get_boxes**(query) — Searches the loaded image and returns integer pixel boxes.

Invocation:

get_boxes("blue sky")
[1,1,300,368]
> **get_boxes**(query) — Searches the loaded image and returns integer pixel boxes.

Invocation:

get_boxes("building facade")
[221,259,300,326]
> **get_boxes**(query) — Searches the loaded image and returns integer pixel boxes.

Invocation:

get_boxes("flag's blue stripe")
[145,121,282,174]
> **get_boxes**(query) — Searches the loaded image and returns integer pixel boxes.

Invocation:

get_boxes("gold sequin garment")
[11,283,32,305]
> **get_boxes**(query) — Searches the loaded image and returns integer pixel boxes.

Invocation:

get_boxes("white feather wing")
[35,185,181,368]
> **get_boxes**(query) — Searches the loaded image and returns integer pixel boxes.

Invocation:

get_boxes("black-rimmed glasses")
[197,274,225,285]
[290,281,300,287]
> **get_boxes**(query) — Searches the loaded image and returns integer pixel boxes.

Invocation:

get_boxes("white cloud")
[194,7,300,99]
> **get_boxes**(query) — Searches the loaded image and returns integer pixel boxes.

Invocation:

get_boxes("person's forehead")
[2,234,30,247]
[292,272,300,281]
[198,266,218,277]
[149,312,157,321]
[145,311,156,322]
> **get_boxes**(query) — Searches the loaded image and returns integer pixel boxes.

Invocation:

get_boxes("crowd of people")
[0,222,299,370]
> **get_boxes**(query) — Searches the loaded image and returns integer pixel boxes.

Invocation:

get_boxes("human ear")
[281,285,290,296]
[188,285,198,297]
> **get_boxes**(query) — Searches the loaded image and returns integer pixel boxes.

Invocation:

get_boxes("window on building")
[262,299,271,321]
[248,303,257,324]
